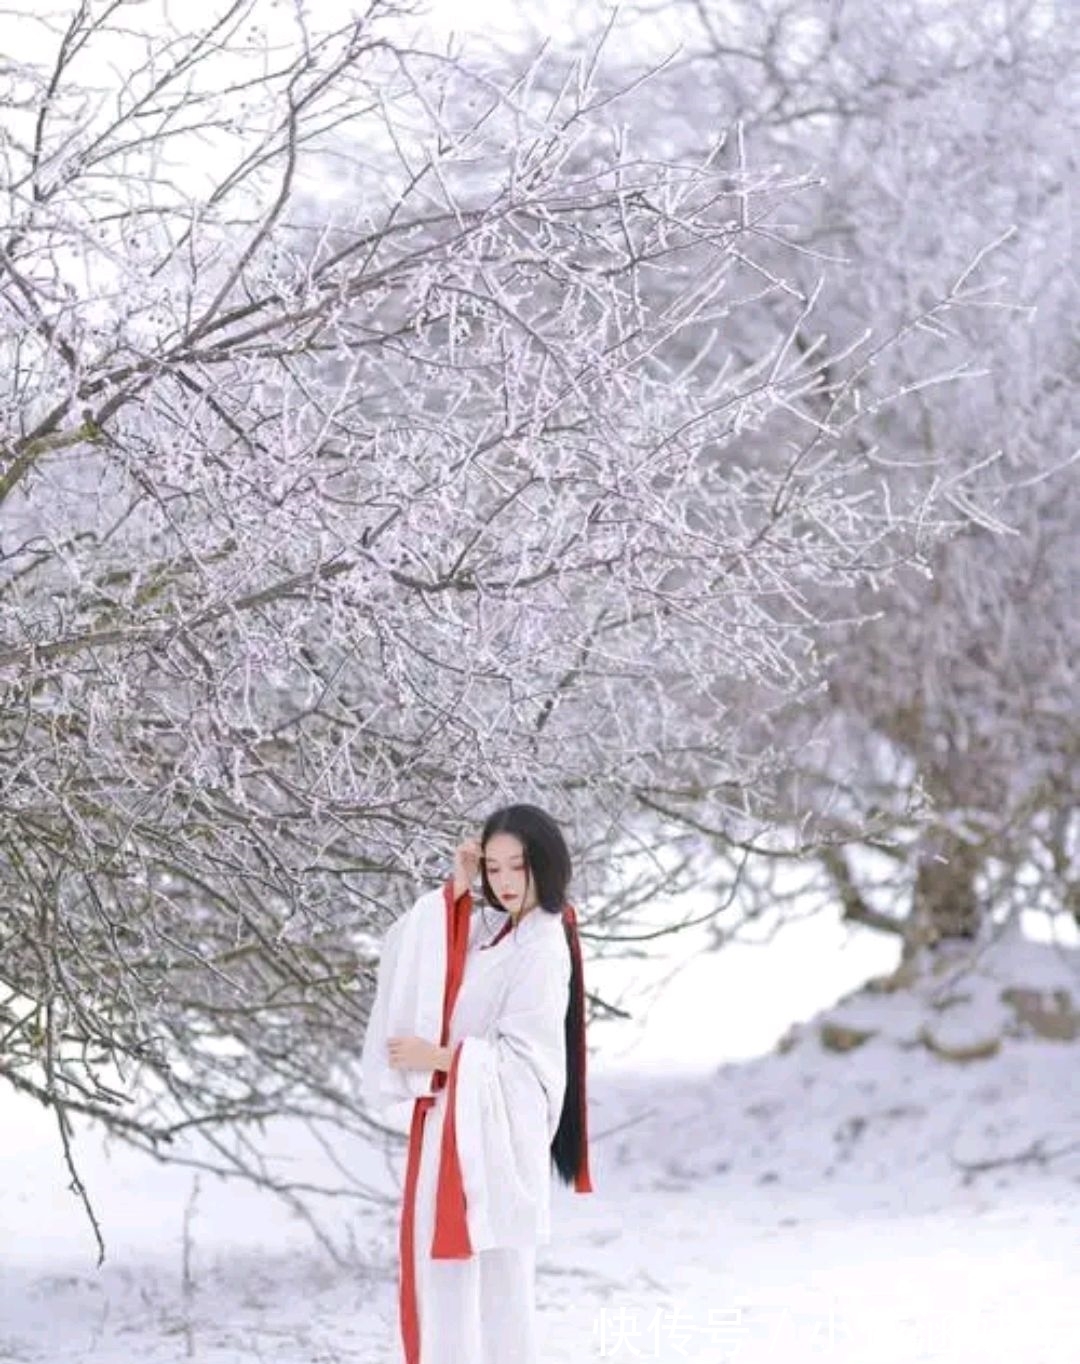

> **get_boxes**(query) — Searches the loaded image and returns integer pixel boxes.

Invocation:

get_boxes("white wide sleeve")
[359,888,447,1118]
[447,939,571,1251]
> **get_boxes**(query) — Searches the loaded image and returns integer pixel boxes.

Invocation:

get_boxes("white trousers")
[403,1090,539,1364]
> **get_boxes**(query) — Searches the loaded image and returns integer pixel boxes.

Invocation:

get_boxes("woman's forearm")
[434,1044,453,1071]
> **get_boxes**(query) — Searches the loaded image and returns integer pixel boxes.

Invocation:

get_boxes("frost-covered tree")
[555,0,1078,963]
[0,0,1007,1250]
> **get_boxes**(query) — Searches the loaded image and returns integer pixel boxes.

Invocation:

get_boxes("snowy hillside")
[3,927,1077,1363]
[606,919,1080,1205]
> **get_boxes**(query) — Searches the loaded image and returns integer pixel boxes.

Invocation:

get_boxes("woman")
[368,803,593,1364]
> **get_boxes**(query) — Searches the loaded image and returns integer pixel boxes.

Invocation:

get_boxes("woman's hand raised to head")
[452,837,482,900]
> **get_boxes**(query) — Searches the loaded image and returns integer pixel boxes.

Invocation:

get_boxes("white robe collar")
[475,901,565,950]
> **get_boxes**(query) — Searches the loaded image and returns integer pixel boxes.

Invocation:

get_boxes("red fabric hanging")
[397,1090,435,1364]
[398,878,472,1363]
[431,1036,471,1258]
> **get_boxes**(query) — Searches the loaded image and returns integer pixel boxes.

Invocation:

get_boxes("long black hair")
[479,803,587,1188]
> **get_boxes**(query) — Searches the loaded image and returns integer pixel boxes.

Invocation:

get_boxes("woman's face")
[482,832,537,912]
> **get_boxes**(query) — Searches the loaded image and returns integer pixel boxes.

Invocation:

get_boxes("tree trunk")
[904,828,983,961]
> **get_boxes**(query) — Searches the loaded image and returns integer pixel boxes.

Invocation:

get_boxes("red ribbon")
[398,879,472,1364]
[397,1090,435,1364]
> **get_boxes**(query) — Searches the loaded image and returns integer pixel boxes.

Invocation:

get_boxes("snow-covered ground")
[3,922,1078,1362]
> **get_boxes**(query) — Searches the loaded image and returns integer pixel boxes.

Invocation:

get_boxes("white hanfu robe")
[360,879,582,1364]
